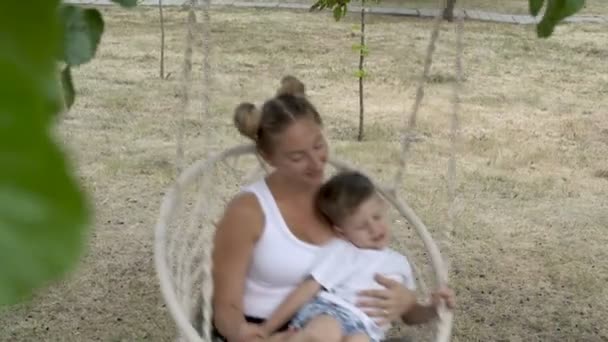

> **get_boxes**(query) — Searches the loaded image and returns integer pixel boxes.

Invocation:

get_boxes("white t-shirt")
[309,238,416,341]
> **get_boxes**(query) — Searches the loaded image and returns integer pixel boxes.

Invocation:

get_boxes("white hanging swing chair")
[154,0,464,341]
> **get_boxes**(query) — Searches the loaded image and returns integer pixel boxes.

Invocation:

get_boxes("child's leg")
[288,315,343,342]
[266,330,295,342]
[341,333,370,342]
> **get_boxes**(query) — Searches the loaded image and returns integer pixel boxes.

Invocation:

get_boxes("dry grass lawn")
[1,5,607,342]
[378,0,608,16]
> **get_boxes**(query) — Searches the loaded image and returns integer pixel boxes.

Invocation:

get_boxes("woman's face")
[264,117,328,189]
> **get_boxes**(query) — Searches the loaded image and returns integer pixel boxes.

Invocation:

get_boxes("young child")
[257,171,455,342]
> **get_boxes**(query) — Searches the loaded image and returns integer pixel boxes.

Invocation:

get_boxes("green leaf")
[0,0,90,305]
[1,2,63,123]
[553,0,585,20]
[361,45,369,56]
[333,6,342,20]
[333,5,346,20]
[0,111,90,306]
[61,66,75,109]
[310,0,325,11]
[352,44,370,56]
[529,0,545,16]
[536,19,554,37]
[60,5,105,66]
[537,0,585,37]
[111,0,138,7]
[310,0,352,17]
[355,69,368,78]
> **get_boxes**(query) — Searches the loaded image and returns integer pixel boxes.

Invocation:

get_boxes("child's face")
[338,195,390,249]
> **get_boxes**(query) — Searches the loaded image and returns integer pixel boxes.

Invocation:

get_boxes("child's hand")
[430,286,456,310]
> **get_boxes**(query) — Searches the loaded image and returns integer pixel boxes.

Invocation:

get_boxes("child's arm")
[401,287,455,325]
[261,277,322,335]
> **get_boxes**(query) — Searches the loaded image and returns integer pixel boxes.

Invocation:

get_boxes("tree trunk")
[443,0,456,22]
[357,1,366,141]
[159,0,165,79]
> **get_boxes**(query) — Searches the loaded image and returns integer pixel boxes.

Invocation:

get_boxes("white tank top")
[241,178,320,319]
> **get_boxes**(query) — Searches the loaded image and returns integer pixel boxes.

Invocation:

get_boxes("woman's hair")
[315,171,376,226]
[233,76,323,154]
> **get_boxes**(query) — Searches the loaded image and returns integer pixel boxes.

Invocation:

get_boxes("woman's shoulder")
[240,177,268,194]
[224,191,262,220]
[226,177,267,211]
[215,186,265,239]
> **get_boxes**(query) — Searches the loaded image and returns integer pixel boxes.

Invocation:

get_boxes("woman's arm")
[212,193,264,342]
[261,278,322,334]
[357,276,455,326]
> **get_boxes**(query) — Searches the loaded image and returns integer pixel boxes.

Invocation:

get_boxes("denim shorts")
[291,296,377,341]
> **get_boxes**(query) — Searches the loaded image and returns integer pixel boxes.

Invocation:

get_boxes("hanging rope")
[434,7,464,342]
[193,0,214,340]
[168,0,198,295]
[176,1,198,174]
[200,0,211,124]
[391,0,445,193]
[173,0,197,302]
[446,2,464,240]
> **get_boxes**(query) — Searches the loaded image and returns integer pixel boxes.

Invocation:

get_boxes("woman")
[212,76,423,342]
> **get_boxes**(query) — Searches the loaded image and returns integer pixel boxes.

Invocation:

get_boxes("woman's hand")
[232,322,266,342]
[356,274,417,326]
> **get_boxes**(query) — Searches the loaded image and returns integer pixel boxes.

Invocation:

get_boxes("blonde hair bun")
[234,102,261,141]
[276,75,306,97]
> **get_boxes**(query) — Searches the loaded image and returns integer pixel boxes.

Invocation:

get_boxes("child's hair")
[315,171,376,226]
